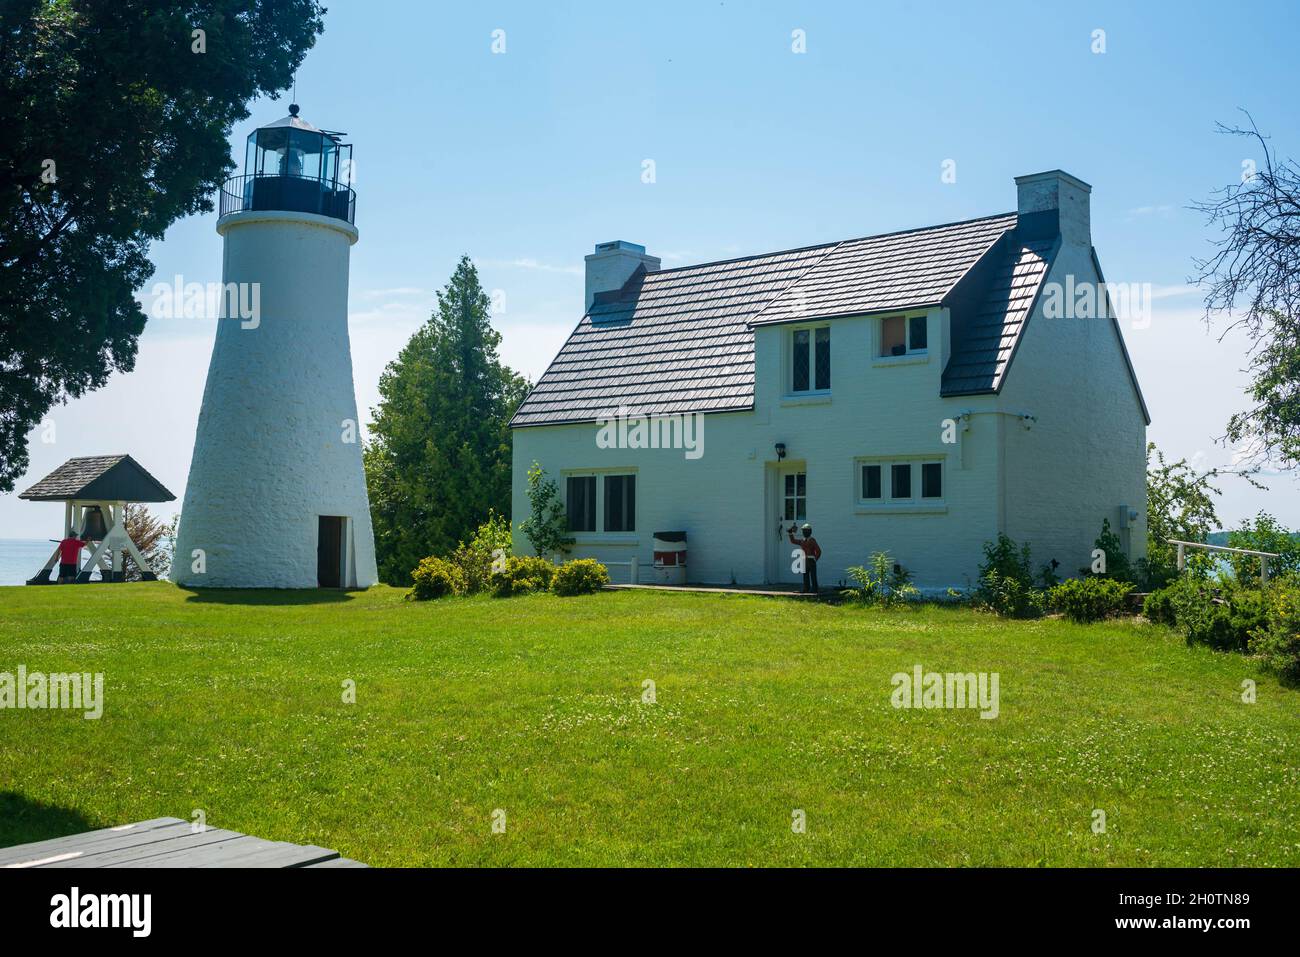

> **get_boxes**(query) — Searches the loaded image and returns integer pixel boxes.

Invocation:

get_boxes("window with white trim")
[857,458,944,504]
[879,314,927,357]
[791,324,830,392]
[565,471,636,533]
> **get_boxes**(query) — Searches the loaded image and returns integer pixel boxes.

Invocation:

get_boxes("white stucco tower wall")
[173,208,378,588]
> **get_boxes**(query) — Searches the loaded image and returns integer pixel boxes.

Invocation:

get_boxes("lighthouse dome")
[218,105,355,223]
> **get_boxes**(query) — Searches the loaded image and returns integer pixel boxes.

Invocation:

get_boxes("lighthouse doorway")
[317,516,346,588]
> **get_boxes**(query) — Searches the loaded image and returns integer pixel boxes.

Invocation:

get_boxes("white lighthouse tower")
[174,106,377,589]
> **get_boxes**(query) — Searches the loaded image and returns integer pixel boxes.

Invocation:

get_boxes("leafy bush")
[973,534,1045,618]
[551,558,609,596]
[1142,585,1178,626]
[490,555,555,596]
[1049,577,1132,623]
[1250,573,1300,683]
[450,509,512,594]
[407,556,465,600]
[975,569,1047,618]
[843,552,918,608]
[1167,576,1268,652]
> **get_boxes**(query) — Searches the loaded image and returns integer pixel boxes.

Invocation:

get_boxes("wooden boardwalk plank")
[104,835,276,868]
[41,828,249,868]
[2,818,361,868]
[207,843,340,868]
[0,818,186,867]
[303,857,369,868]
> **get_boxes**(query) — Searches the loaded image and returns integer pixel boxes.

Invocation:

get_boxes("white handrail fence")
[1167,539,1281,583]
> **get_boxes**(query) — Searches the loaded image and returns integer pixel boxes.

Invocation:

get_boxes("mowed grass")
[0,582,1297,866]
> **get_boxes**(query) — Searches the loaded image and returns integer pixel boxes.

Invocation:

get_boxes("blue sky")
[4,0,1298,538]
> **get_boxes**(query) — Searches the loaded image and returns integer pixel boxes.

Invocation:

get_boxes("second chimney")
[1014,170,1091,248]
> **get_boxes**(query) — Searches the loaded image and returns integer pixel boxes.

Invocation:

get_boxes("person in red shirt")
[57,534,87,583]
[788,522,822,594]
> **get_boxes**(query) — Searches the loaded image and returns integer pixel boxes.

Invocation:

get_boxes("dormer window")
[879,314,927,357]
[791,325,830,393]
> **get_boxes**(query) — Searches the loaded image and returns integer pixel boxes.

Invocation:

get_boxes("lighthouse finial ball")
[289,103,300,116]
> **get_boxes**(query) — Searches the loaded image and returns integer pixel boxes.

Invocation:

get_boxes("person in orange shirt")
[788,522,822,594]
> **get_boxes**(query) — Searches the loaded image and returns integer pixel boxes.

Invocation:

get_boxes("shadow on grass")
[0,792,98,850]
[181,588,360,606]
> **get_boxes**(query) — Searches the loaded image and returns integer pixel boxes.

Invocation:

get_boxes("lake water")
[0,539,60,587]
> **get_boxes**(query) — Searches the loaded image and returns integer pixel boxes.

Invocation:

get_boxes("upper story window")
[879,314,927,357]
[791,325,830,392]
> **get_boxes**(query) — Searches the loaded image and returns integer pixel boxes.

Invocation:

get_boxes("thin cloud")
[486,258,582,276]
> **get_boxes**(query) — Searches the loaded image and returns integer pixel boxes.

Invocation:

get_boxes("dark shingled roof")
[19,455,176,503]
[511,213,1049,428]
[940,237,1056,395]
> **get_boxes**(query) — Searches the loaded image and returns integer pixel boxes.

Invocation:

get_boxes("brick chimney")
[1014,170,1091,247]
[584,240,660,311]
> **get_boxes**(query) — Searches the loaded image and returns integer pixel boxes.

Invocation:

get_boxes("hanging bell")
[81,507,109,540]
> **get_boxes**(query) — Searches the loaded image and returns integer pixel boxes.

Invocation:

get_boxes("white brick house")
[510,171,1149,590]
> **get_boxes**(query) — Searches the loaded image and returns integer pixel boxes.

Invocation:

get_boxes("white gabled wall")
[997,242,1148,577]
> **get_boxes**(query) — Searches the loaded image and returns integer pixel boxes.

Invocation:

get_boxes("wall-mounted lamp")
[775,442,786,461]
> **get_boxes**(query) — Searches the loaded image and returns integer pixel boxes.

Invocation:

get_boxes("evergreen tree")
[365,256,529,585]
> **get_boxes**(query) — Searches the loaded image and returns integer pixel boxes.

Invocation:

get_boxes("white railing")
[1168,539,1281,583]
[602,556,640,585]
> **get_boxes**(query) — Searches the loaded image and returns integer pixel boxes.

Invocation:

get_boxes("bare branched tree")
[1193,111,1300,472]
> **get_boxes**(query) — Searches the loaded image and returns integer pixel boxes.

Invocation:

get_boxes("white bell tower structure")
[174,106,377,589]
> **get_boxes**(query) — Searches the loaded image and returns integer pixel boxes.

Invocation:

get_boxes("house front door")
[767,465,808,585]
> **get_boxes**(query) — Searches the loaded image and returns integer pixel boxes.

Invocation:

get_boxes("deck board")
[0,819,366,868]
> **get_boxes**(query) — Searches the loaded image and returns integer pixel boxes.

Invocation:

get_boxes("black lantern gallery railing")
[219,173,356,225]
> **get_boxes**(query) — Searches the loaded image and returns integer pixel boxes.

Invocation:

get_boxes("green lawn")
[1,582,1296,866]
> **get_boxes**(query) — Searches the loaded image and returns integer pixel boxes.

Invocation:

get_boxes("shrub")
[973,534,1045,618]
[843,552,918,608]
[1167,575,1268,652]
[450,509,513,594]
[1049,577,1132,623]
[1251,573,1300,683]
[490,555,555,596]
[407,556,465,600]
[975,569,1047,618]
[551,558,609,596]
[1142,585,1178,626]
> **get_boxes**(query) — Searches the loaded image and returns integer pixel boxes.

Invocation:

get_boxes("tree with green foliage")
[1226,511,1300,581]
[0,0,325,492]
[365,256,529,585]
[1142,443,1223,587]
[517,461,574,560]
